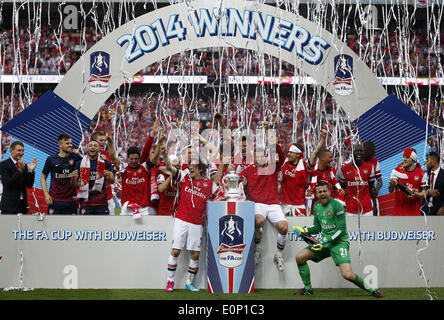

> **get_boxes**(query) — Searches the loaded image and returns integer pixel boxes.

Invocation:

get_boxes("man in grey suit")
[0,141,37,215]
[422,152,444,216]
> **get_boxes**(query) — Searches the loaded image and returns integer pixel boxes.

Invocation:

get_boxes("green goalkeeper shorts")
[307,241,351,266]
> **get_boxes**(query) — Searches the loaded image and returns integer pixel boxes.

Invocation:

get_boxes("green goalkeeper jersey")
[307,198,349,244]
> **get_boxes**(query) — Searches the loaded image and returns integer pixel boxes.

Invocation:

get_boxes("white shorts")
[172,218,203,252]
[121,201,157,216]
[255,203,287,225]
[281,203,307,217]
[346,211,373,217]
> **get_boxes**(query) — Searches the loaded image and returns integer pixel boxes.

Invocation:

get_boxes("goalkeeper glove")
[312,237,328,251]
[292,226,308,237]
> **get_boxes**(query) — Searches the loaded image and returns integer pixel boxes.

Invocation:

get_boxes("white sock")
[167,255,178,282]
[186,259,199,285]
[276,233,286,251]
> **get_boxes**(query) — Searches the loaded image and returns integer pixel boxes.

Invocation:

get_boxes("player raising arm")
[240,121,288,272]
[163,146,225,293]
[120,133,166,217]
[280,128,328,217]
[156,151,181,216]
[292,180,384,298]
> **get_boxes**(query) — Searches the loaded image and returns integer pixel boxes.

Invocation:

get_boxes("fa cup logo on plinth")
[217,215,246,268]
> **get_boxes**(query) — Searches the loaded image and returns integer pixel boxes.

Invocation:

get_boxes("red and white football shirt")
[337,161,375,214]
[175,170,220,226]
[239,144,285,205]
[102,150,114,201]
[390,163,426,216]
[121,162,153,208]
[280,158,310,206]
[366,157,382,179]
[157,172,179,216]
[240,164,281,205]
[309,163,344,205]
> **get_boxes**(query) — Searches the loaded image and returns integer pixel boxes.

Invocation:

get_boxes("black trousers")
[1,199,28,215]
[48,201,78,215]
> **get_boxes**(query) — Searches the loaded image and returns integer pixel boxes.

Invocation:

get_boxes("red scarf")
[77,155,106,199]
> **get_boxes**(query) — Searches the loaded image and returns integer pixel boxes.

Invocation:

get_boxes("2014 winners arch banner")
[1,0,435,161]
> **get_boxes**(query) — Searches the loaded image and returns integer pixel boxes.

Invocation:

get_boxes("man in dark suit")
[422,152,444,216]
[0,141,37,214]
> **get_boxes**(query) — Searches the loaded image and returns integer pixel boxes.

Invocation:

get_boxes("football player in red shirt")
[163,148,225,293]
[240,122,288,272]
[363,141,383,216]
[280,128,328,217]
[308,147,345,211]
[389,148,427,216]
[337,144,375,216]
[120,134,166,217]
[156,153,181,216]
[91,131,120,215]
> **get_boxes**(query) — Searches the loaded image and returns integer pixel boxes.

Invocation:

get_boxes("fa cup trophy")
[223,171,243,200]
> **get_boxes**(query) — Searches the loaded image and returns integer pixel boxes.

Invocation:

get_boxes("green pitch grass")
[0,287,442,300]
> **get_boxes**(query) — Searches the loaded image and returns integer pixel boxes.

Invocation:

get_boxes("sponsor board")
[0,215,443,289]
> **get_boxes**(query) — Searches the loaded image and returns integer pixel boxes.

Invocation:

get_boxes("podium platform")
[206,200,255,293]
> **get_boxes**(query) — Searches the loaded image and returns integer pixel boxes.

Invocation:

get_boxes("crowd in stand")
[1,92,442,163]
[1,26,443,77]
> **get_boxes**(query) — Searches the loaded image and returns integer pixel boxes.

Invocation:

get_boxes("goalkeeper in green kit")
[292,180,384,298]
